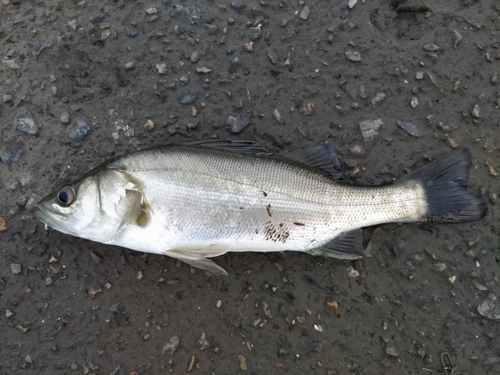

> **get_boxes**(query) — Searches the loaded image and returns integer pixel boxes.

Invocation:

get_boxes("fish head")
[31,172,125,242]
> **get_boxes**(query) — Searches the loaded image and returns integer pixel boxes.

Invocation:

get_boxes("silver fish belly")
[32,141,486,275]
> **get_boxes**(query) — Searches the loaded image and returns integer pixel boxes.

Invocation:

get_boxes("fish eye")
[57,186,76,206]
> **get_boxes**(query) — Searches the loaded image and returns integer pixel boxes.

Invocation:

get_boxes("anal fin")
[306,229,368,260]
[168,244,229,276]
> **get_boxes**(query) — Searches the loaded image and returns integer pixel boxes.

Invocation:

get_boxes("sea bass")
[32,141,486,275]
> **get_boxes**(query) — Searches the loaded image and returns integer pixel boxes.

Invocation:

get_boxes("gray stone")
[15,111,38,135]
[11,263,22,275]
[67,119,90,141]
[345,50,361,62]
[299,6,310,20]
[359,119,384,141]
[226,114,250,133]
[477,293,500,320]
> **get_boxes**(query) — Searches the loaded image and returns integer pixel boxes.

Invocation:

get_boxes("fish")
[31,140,486,275]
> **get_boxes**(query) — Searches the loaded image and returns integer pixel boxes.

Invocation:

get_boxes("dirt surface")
[1,0,499,374]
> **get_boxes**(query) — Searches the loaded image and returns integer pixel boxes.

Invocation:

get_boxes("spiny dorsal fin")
[182,139,266,155]
[183,139,344,179]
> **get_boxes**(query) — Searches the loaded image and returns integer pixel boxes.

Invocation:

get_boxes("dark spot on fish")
[279,223,283,227]
[255,229,259,234]
[264,221,289,243]
[293,222,305,226]
[266,204,272,217]
[263,191,268,197]
[240,207,243,210]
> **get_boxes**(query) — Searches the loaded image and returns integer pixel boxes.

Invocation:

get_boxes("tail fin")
[401,148,486,222]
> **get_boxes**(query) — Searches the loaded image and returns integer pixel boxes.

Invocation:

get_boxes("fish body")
[32,141,486,275]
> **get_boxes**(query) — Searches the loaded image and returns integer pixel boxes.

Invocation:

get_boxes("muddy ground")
[1,0,499,374]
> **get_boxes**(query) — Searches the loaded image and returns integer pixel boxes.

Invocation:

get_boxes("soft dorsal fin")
[279,144,344,180]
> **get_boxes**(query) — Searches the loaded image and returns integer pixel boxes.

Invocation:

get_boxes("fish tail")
[401,148,486,222]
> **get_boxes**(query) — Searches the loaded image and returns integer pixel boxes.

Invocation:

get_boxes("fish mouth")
[31,203,77,236]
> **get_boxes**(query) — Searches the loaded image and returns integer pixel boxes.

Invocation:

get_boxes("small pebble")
[359,119,384,141]
[25,354,33,364]
[11,263,21,275]
[178,91,198,105]
[216,300,222,308]
[451,30,462,49]
[226,114,250,133]
[145,7,157,14]
[423,44,440,52]
[126,25,138,37]
[471,104,480,118]
[163,336,180,354]
[272,109,283,123]
[410,97,419,108]
[415,72,424,80]
[230,0,245,10]
[67,119,90,141]
[0,217,6,231]
[371,92,386,107]
[60,112,70,124]
[239,354,248,370]
[432,263,447,272]
[347,0,357,9]
[386,346,399,357]
[345,50,361,62]
[15,110,38,135]
[124,61,134,70]
[144,119,154,131]
[299,6,310,20]
[477,293,500,320]
[89,12,105,24]
[396,118,419,137]
[156,63,167,74]
[6,310,14,318]
[45,277,53,286]
[3,94,12,103]
[36,39,53,57]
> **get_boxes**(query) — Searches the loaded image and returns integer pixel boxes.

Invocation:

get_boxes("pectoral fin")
[306,229,368,259]
[168,244,229,276]
[115,189,149,226]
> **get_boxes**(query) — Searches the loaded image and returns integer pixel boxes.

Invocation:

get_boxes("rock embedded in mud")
[60,112,70,124]
[126,25,138,37]
[299,6,310,20]
[0,217,6,232]
[477,293,500,320]
[226,114,250,133]
[345,50,361,62]
[15,110,38,135]
[471,104,480,118]
[67,119,90,141]
[231,0,245,10]
[177,91,198,105]
[163,336,179,354]
[359,119,384,141]
[396,118,419,137]
[11,263,21,275]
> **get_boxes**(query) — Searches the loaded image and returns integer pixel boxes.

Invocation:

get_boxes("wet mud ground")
[1,0,499,374]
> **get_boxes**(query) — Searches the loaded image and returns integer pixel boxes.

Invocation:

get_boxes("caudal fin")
[402,148,486,222]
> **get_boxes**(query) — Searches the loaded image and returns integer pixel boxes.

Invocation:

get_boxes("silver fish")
[32,141,486,275]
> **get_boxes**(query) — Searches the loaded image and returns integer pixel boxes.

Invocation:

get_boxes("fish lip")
[31,202,71,233]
